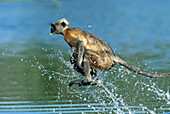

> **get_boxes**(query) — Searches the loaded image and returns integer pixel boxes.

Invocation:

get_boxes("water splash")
[17,48,170,113]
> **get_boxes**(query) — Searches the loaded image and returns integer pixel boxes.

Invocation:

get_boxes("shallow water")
[0,0,170,113]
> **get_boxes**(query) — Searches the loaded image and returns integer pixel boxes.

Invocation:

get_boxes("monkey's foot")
[69,79,99,87]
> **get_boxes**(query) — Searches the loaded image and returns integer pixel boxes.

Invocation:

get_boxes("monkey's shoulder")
[65,27,83,36]
[65,27,105,44]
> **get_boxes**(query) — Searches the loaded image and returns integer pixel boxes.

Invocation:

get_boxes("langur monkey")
[50,18,170,87]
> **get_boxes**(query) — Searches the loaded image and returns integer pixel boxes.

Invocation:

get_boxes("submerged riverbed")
[0,0,170,113]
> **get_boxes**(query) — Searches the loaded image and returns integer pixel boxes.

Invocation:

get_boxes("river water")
[0,0,170,113]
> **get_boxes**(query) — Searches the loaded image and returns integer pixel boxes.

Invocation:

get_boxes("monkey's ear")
[60,18,69,25]
[61,21,66,27]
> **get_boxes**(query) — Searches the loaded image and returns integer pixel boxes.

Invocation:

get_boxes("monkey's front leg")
[69,41,98,87]
[76,41,84,69]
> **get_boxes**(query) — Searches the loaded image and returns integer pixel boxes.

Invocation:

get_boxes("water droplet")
[88,25,92,28]
[69,100,72,102]
[38,65,41,70]
[12,81,18,85]
[49,75,52,80]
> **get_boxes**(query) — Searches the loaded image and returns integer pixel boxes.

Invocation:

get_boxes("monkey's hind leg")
[69,41,98,87]
[69,59,98,87]
[69,56,98,87]
[81,55,99,86]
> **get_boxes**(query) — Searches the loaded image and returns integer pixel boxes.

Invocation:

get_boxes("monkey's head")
[50,18,69,35]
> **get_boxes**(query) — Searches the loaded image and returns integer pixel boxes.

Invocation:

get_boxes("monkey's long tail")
[113,55,170,78]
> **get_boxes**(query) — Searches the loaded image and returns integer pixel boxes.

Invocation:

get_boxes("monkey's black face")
[50,22,66,35]
[50,23,57,35]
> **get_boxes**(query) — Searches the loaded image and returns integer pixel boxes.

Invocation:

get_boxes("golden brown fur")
[64,27,114,70]
[50,18,170,80]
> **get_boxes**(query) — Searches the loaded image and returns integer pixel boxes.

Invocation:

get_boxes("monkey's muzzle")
[50,23,56,35]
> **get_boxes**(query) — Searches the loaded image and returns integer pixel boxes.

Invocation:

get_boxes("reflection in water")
[0,0,170,113]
